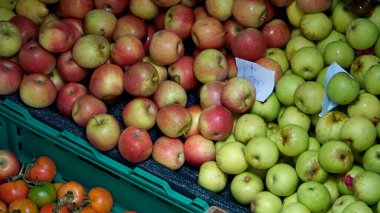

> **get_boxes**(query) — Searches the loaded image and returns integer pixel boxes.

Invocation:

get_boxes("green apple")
[275,124,309,157]
[215,134,236,151]
[290,47,324,80]
[340,116,377,152]
[326,72,360,105]
[290,28,303,38]
[316,29,347,55]
[277,106,311,132]
[281,202,311,213]
[0,7,15,21]
[0,21,22,57]
[324,176,340,203]
[353,171,380,205]
[337,165,364,195]
[275,73,305,106]
[215,141,249,175]
[363,64,380,95]
[331,2,358,33]
[346,18,379,51]
[308,137,321,151]
[324,41,355,69]
[285,36,316,60]
[0,0,18,9]
[377,200,380,213]
[246,166,268,180]
[234,113,267,144]
[251,93,281,122]
[265,48,290,72]
[295,150,329,183]
[245,136,279,170]
[297,181,332,213]
[369,5,380,31]
[376,36,380,58]
[315,111,348,144]
[362,144,380,174]
[331,195,357,213]
[265,163,299,197]
[283,193,298,206]
[250,191,282,213]
[294,81,325,115]
[347,92,380,124]
[230,171,264,205]
[197,161,227,193]
[300,12,332,41]
[286,0,304,28]
[316,66,328,86]
[350,54,380,89]
[267,122,279,143]
[342,201,372,213]
[377,122,380,138]
[318,141,354,174]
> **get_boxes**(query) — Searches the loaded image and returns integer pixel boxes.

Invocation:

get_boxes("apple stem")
[182,130,187,138]
[92,114,100,125]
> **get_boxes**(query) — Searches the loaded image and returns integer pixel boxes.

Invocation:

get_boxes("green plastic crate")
[0,98,210,213]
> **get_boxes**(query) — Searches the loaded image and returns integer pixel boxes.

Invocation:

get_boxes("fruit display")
[0,0,380,212]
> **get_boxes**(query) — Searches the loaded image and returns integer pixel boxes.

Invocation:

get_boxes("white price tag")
[235,57,275,102]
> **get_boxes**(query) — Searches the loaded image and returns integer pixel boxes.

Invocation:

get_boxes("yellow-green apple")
[363,64,380,95]
[275,73,305,106]
[274,124,309,157]
[340,116,377,152]
[353,171,380,205]
[266,163,299,197]
[9,15,38,45]
[56,50,88,83]
[129,0,159,20]
[234,113,267,144]
[244,136,279,170]
[262,18,291,49]
[316,67,328,86]
[349,54,380,89]
[86,113,121,151]
[346,18,379,51]
[347,92,380,124]
[186,104,202,137]
[205,0,233,22]
[72,34,111,69]
[281,202,310,213]
[296,0,332,13]
[123,62,159,98]
[0,0,17,9]
[198,105,234,141]
[149,30,184,66]
[94,0,128,17]
[71,94,107,128]
[153,80,187,108]
[197,161,227,193]
[167,56,198,91]
[89,63,124,103]
[342,200,372,213]
[308,137,321,151]
[18,41,56,75]
[300,12,332,41]
[285,36,316,60]
[286,0,304,28]
[266,122,279,142]
[327,72,360,105]
[297,181,332,213]
[142,56,168,83]
[113,14,147,41]
[0,21,21,58]
[251,92,281,122]
[369,5,380,31]
[56,82,88,118]
[362,144,380,174]
[269,0,292,7]
[216,141,249,174]
[152,136,185,170]
[295,150,329,183]
[121,97,158,130]
[337,165,365,195]
[0,150,21,184]
[294,81,325,114]
[183,134,216,168]
[59,0,94,19]
[315,111,348,144]
[199,80,225,109]
[221,77,256,114]
[193,48,228,84]
[111,34,144,67]
[19,73,57,108]
[191,16,225,50]
[0,59,23,95]
[38,19,76,53]
[226,54,238,79]
[231,27,267,62]
[181,0,198,7]
[83,9,117,40]
[156,104,192,138]
[331,2,358,34]
[231,0,267,28]
[223,19,244,51]
[290,47,324,80]
[277,106,311,132]
[282,193,298,206]
[250,191,282,213]
[324,176,340,203]
[324,41,355,69]
[230,171,264,205]
[152,0,181,7]
[164,4,195,40]
[118,126,153,164]
[48,68,65,91]
[15,0,49,25]
[318,141,354,174]
[41,13,59,26]
[255,56,283,85]
[316,29,347,55]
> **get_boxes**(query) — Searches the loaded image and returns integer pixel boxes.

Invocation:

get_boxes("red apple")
[231,27,267,62]
[111,34,144,67]
[199,80,225,109]
[223,19,244,51]
[71,94,107,128]
[56,82,88,118]
[118,126,153,163]
[221,77,256,114]
[60,0,94,19]
[296,0,332,13]
[156,104,192,138]
[153,80,188,109]
[152,136,185,170]
[198,105,234,141]
[191,16,225,50]
[9,15,39,45]
[164,4,195,40]
[113,14,147,41]
[18,41,57,75]
[167,56,198,91]
[194,5,210,20]
[226,54,238,79]
[123,62,159,97]
[232,0,267,28]
[94,0,129,16]
[184,134,216,168]
[152,0,181,7]
[62,18,84,42]
[122,97,158,130]
[86,113,121,151]
[269,0,293,7]
[143,24,156,55]
[0,150,21,184]
[193,48,228,84]
[255,56,283,85]
[0,59,24,95]
[262,18,291,49]
[19,73,57,108]
[186,104,202,137]
[263,0,275,22]
[38,19,76,53]
[153,11,166,31]
[149,30,185,66]
[57,50,88,83]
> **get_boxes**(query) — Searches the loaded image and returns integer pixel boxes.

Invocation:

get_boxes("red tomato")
[8,198,38,213]
[56,181,86,209]
[40,203,70,213]
[88,187,113,213]
[26,156,57,182]
[0,179,29,205]
[0,199,7,213]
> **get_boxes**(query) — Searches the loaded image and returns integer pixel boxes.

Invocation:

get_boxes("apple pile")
[0,0,380,212]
